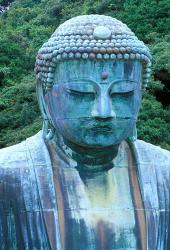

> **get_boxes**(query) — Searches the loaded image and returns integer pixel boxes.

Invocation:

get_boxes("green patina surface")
[0,14,169,250]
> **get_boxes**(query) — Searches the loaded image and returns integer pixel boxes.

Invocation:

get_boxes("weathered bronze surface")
[0,15,170,250]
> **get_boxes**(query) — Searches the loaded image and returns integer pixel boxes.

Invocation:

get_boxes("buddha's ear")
[36,80,54,140]
[128,124,137,142]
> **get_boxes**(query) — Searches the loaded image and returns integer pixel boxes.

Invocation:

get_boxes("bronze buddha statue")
[0,15,169,250]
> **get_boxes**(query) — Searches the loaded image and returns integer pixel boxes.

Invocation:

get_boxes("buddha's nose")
[91,92,116,119]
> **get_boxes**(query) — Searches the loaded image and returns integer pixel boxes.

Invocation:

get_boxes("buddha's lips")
[80,117,134,132]
[89,125,113,132]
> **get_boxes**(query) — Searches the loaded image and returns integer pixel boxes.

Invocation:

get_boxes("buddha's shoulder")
[0,131,45,169]
[135,139,170,165]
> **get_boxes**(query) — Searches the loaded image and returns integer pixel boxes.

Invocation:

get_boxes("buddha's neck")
[54,133,119,172]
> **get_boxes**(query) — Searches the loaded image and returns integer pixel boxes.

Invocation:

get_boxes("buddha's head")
[35,15,151,150]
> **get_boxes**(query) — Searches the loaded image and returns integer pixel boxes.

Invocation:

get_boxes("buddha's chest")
[53,166,140,250]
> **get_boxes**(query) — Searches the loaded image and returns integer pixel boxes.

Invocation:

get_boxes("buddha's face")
[45,60,142,148]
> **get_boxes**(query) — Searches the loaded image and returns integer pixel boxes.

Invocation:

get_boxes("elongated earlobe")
[36,80,54,140]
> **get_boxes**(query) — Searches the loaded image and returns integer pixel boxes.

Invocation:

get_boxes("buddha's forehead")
[54,60,142,83]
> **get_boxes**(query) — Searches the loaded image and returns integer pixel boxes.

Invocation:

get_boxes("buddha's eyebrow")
[68,77,97,84]
[60,77,140,89]
[109,79,140,84]
[61,78,140,87]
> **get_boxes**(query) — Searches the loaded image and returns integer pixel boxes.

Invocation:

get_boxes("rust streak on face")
[52,90,59,97]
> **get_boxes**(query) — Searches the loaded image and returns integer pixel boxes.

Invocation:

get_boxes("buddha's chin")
[69,135,122,150]
[61,132,125,149]
[81,139,119,149]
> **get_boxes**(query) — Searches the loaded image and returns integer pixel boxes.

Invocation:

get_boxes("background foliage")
[0,0,169,150]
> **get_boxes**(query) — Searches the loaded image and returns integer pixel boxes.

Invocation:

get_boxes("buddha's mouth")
[90,126,113,132]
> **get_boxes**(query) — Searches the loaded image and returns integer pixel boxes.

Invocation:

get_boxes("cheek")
[44,91,94,129]
[45,90,71,119]
[112,93,140,118]
[56,93,95,118]
[53,118,91,145]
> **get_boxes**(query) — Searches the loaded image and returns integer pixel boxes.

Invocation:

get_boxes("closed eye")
[109,79,138,95]
[63,83,95,94]
[67,89,90,95]
[110,90,134,97]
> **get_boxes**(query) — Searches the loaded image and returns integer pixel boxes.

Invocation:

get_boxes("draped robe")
[0,131,169,250]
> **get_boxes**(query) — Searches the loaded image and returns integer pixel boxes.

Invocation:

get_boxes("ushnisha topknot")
[35,15,152,89]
